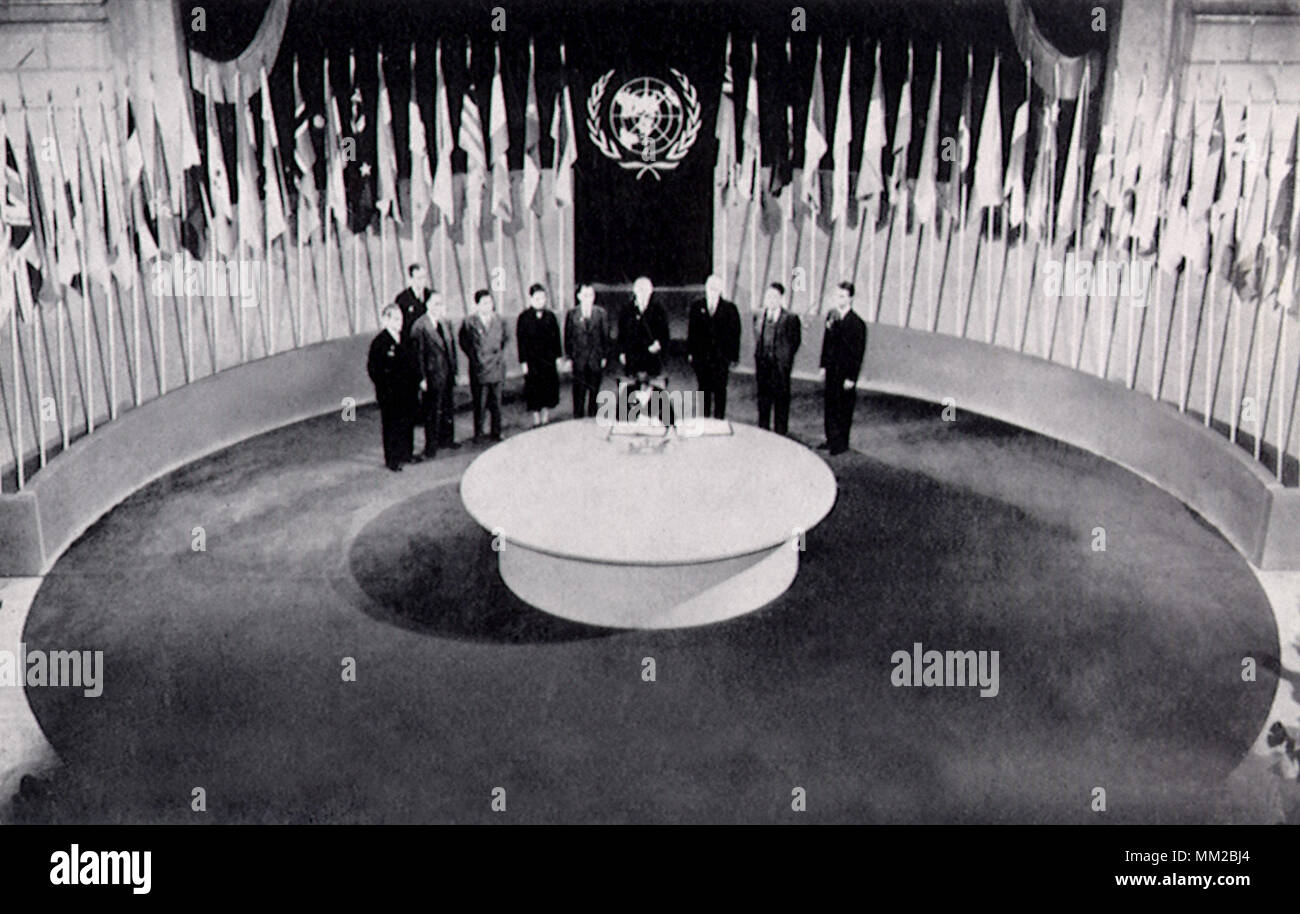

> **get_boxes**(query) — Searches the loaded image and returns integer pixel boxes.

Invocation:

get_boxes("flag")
[714,34,737,206]
[432,40,456,224]
[522,40,542,215]
[152,99,182,258]
[1055,63,1089,241]
[830,40,853,225]
[204,80,236,255]
[1182,96,1224,272]
[260,67,288,243]
[460,61,487,228]
[345,49,376,234]
[802,39,828,214]
[407,45,434,235]
[22,108,56,304]
[293,55,320,244]
[97,91,133,286]
[911,45,942,228]
[123,97,145,190]
[1263,115,1296,302]
[769,37,795,202]
[45,104,79,290]
[1024,92,1058,241]
[375,49,400,225]
[1231,105,1273,298]
[737,39,761,201]
[889,45,913,209]
[855,43,887,203]
[489,43,511,223]
[236,101,263,253]
[550,46,577,209]
[324,55,348,228]
[1083,118,1116,250]
[1,108,39,322]
[1131,78,1173,249]
[971,54,1003,212]
[1003,89,1029,229]
[1157,96,1195,274]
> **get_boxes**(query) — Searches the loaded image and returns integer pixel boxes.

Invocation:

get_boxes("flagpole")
[133,253,141,403]
[35,310,45,464]
[1278,309,1287,480]
[10,287,22,488]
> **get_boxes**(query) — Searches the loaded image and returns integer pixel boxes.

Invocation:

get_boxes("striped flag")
[460,63,487,227]
[911,45,942,228]
[408,45,434,233]
[376,49,400,223]
[971,54,1003,213]
[489,43,511,223]
[830,39,852,226]
[432,40,456,225]
[855,42,887,202]
[522,39,542,215]
[802,39,828,214]
[292,55,320,244]
[714,34,737,206]
[260,67,288,242]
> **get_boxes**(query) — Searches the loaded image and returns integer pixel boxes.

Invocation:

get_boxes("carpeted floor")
[17,358,1281,823]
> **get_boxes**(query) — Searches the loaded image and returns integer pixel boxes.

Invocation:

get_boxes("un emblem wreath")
[587,69,702,179]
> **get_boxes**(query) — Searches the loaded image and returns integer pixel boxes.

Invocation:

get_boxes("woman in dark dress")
[517,283,562,426]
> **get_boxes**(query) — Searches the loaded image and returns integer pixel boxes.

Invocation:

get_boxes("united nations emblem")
[587,70,702,180]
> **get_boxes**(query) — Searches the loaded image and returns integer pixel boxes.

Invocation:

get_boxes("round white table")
[459,419,838,629]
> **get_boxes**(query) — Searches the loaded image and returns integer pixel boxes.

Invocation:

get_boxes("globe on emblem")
[609,76,685,158]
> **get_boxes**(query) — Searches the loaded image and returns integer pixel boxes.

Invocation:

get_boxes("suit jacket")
[458,313,510,383]
[395,287,431,343]
[367,330,420,406]
[618,299,670,376]
[753,309,802,376]
[687,296,741,369]
[820,307,867,383]
[564,305,610,372]
[410,312,459,389]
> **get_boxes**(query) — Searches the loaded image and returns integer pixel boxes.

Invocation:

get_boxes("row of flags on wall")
[714,35,1300,313]
[3,34,1299,328]
[0,38,580,327]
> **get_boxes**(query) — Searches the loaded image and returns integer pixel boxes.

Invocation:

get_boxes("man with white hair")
[686,274,741,419]
[617,275,670,377]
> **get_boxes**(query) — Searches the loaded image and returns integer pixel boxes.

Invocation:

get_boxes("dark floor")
[17,358,1281,823]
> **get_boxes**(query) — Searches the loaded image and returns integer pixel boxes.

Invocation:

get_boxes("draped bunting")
[1005,0,1102,100]
[187,0,291,104]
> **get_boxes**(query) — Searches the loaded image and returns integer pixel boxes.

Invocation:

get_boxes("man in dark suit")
[394,264,432,344]
[618,276,670,378]
[818,281,868,455]
[564,282,609,418]
[367,304,421,471]
[459,289,510,441]
[753,282,801,435]
[410,290,460,458]
[686,273,741,419]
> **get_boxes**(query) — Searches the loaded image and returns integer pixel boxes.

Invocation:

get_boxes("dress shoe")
[386,463,403,472]
[407,454,425,464]
[423,451,437,460]
[829,446,849,456]
[442,442,461,450]
[815,441,831,450]
[489,433,503,442]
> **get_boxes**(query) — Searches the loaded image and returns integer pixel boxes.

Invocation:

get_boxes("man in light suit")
[459,289,509,442]
[686,274,741,419]
[410,290,460,458]
[564,282,610,418]
[818,281,868,455]
[753,282,801,435]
